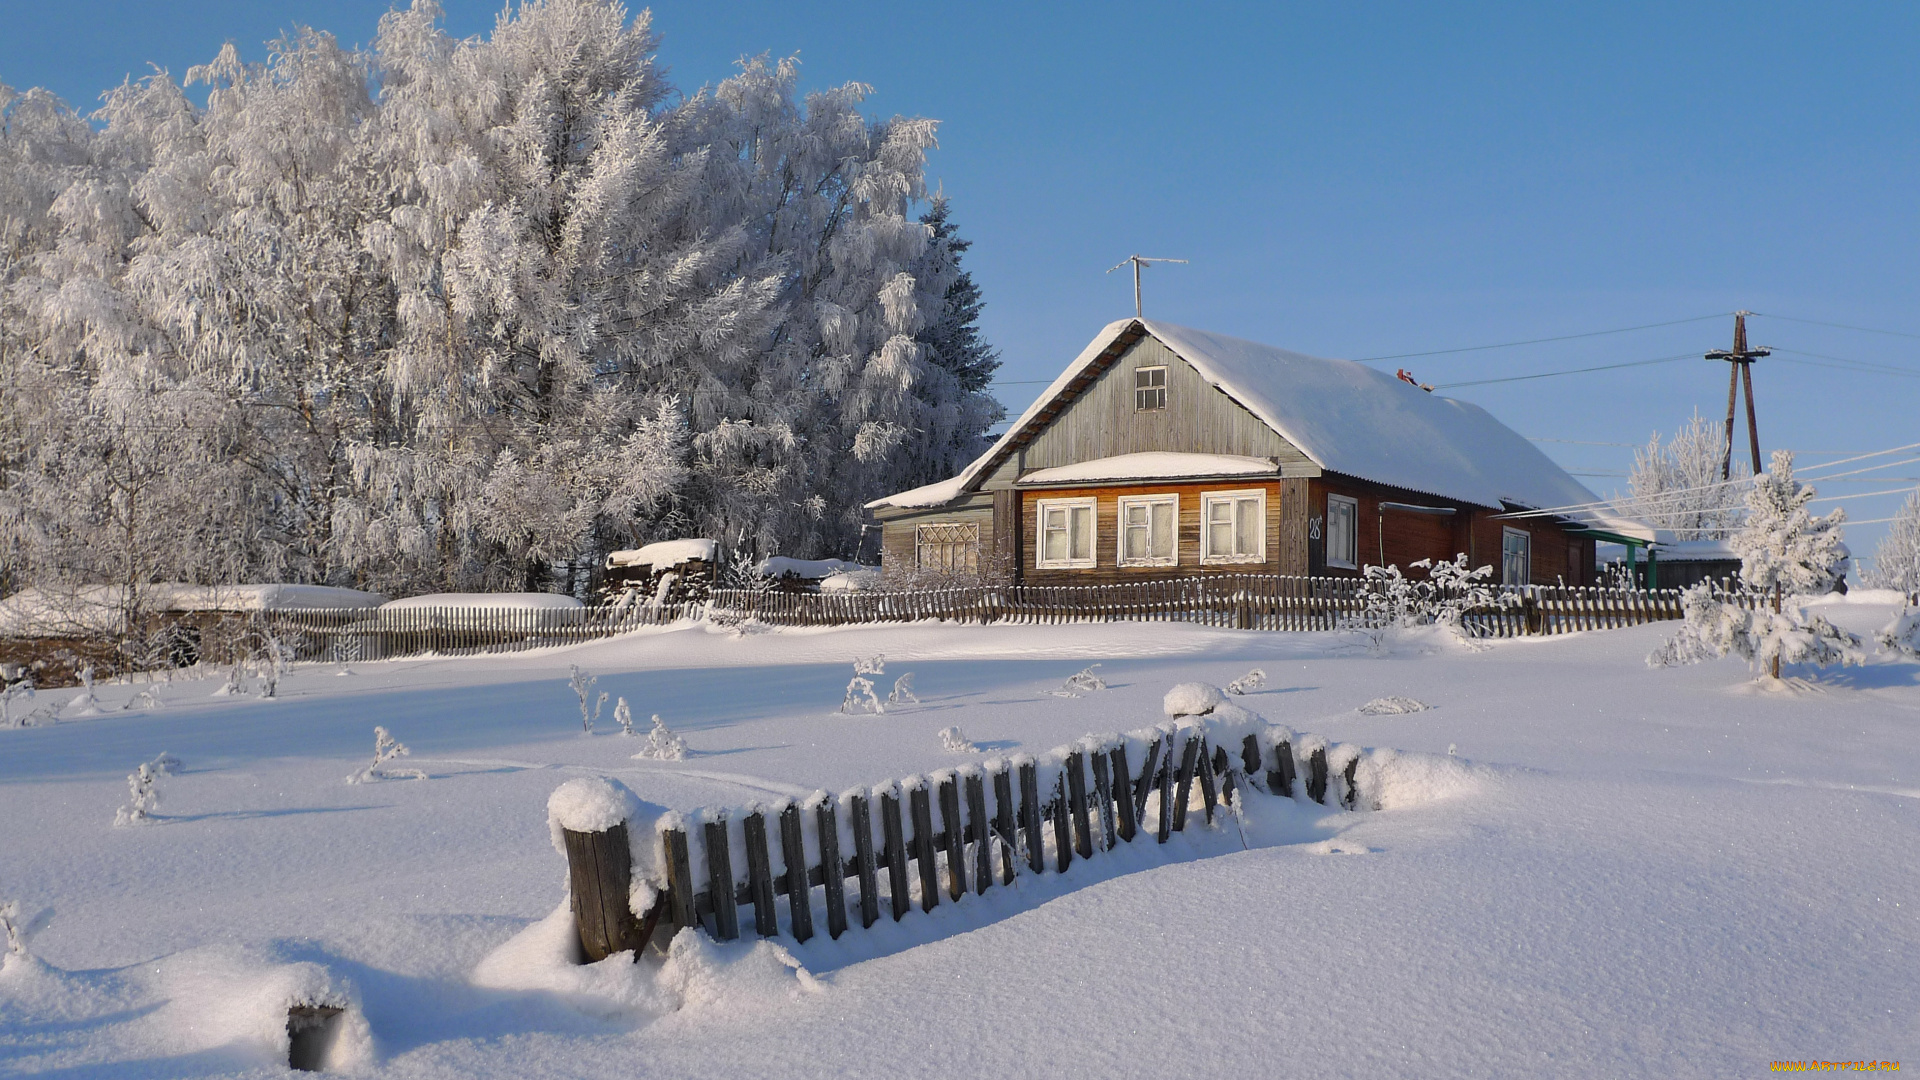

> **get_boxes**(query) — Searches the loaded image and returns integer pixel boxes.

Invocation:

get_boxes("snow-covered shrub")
[1879,605,1920,660]
[1225,669,1266,695]
[1649,582,1865,674]
[213,660,248,698]
[1866,489,1920,592]
[0,678,35,728]
[1346,556,1502,651]
[568,666,608,734]
[114,762,161,826]
[346,727,426,784]
[633,714,689,761]
[1652,452,1864,677]
[937,726,978,753]
[613,697,636,735]
[125,687,164,711]
[840,656,887,714]
[887,673,918,706]
[149,751,181,776]
[66,666,103,715]
[254,632,292,698]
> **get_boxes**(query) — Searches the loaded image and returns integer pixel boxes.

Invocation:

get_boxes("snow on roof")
[607,538,719,569]
[0,584,387,637]
[755,556,868,580]
[1651,538,1738,561]
[380,593,584,611]
[870,318,1653,540]
[1017,452,1278,486]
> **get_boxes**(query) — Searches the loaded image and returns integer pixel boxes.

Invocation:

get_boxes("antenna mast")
[1106,255,1189,318]
[1704,311,1771,479]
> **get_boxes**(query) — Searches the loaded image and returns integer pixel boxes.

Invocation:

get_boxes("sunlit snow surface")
[2,604,1917,1078]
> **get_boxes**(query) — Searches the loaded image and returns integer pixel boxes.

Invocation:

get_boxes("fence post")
[561,820,656,962]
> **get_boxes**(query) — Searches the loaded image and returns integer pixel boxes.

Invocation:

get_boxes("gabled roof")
[870,318,1651,539]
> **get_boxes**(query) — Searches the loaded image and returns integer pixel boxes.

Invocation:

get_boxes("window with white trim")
[915,522,979,574]
[1134,366,1167,411]
[1502,527,1532,586]
[1325,494,1358,570]
[1201,489,1266,563]
[1036,498,1098,569]
[1117,495,1178,566]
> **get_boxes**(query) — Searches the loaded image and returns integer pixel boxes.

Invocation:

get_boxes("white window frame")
[1134,366,1167,411]
[1035,497,1099,569]
[1116,494,1179,567]
[1502,527,1532,586]
[1200,489,1267,565]
[1325,494,1359,570]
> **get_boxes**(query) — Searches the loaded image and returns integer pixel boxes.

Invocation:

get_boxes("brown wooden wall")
[1306,477,1595,586]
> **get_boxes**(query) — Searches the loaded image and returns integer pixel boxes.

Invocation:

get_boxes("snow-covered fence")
[585,712,1372,950]
[243,602,693,663]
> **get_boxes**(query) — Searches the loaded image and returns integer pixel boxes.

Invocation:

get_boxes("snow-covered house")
[867,319,1650,586]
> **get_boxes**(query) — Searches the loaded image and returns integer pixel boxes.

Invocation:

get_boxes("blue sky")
[6,1,1918,567]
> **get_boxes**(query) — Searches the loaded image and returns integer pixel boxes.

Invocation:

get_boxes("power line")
[1434,352,1696,389]
[1353,313,1728,363]
[1529,437,1640,447]
[1749,311,1920,340]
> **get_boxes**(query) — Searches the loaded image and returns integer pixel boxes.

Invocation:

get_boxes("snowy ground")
[3,603,1917,1078]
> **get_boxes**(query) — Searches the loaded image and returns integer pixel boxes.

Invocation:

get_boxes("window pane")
[1150,502,1174,557]
[1124,520,1146,560]
[1235,498,1259,555]
[1043,508,1067,562]
[1070,506,1093,560]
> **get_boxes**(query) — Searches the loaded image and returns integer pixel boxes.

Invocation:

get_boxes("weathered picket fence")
[556,712,1373,959]
[245,577,1696,665]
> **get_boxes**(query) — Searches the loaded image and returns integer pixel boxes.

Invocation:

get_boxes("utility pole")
[1106,255,1188,318]
[1705,311,1770,480]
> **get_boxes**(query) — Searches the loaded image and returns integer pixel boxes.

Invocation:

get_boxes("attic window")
[1134,367,1167,411]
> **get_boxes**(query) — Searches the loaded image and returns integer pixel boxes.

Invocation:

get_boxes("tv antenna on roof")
[1107,255,1188,319]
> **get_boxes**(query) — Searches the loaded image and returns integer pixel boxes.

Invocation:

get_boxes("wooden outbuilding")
[868,319,1649,586]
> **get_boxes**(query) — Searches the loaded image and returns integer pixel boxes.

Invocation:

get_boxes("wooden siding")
[880,506,995,581]
[1305,477,1596,586]
[1022,336,1317,471]
[1019,481,1290,586]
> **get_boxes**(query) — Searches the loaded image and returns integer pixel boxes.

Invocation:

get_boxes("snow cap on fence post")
[1163,682,1224,718]
[547,776,666,962]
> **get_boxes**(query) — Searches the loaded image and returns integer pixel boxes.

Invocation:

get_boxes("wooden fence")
[557,713,1373,958]
[245,577,1699,665]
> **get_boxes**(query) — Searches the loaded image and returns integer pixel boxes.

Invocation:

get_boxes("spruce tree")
[917,197,1001,394]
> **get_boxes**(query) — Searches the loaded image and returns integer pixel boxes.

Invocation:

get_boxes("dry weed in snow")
[347,727,426,784]
[113,762,161,826]
[569,665,608,733]
[888,672,918,706]
[633,714,689,761]
[841,655,887,714]
[1226,668,1267,694]
[1044,664,1107,697]
[613,696,636,735]
[1360,696,1431,715]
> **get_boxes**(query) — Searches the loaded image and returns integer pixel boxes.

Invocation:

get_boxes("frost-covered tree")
[1866,488,1920,593]
[0,0,999,617]
[1627,411,1749,540]
[1652,451,1861,678]
[1732,450,1849,601]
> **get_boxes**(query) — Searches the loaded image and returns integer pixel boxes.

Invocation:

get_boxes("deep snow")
[2,605,1917,1077]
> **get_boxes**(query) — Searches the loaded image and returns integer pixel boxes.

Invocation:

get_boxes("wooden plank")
[815,799,847,939]
[880,791,911,922]
[778,803,814,943]
[850,793,880,929]
[1019,761,1044,873]
[1171,734,1202,832]
[1241,733,1262,782]
[1049,775,1073,872]
[742,811,778,937]
[1155,740,1176,843]
[1131,736,1162,827]
[966,771,992,894]
[1109,744,1137,843]
[993,766,1018,884]
[562,823,645,962]
[1342,755,1361,811]
[1197,742,1220,824]
[662,826,695,930]
[938,775,968,901]
[1089,748,1117,851]
[1269,739,1296,797]
[704,818,739,941]
[1064,751,1094,858]
[909,784,940,911]
[1307,747,1329,804]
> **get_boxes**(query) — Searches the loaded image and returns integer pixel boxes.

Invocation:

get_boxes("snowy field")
[3,602,1918,1078]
